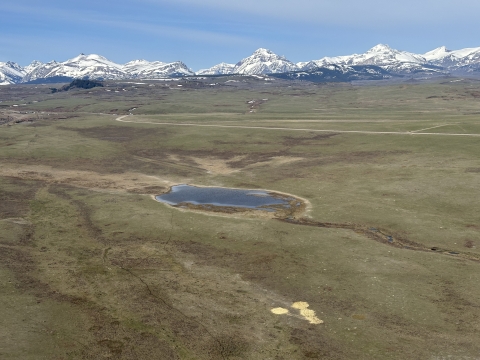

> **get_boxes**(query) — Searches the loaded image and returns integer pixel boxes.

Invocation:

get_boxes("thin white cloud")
[94,19,251,46]
[141,0,480,27]
[0,3,251,46]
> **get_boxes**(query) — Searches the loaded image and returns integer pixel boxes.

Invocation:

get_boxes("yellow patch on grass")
[292,302,323,325]
[271,307,290,315]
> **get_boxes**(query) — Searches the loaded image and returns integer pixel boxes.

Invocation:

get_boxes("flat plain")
[1,76,480,359]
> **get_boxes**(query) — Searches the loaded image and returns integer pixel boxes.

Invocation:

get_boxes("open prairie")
[1,77,480,359]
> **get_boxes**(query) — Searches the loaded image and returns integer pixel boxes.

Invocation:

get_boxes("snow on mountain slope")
[302,44,430,74]
[426,47,480,70]
[423,46,452,61]
[21,54,194,82]
[22,61,62,82]
[233,48,299,75]
[23,54,127,82]
[299,54,353,70]
[0,61,25,85]
[380,63,446,75]
[23,60,44,75]
[357,44,426,65]
[124,60,194,78]
[196,62,235,75]
[273,64,394,82]
[4,44,480,85]
[123,60,165,74]
[303,44,480,75]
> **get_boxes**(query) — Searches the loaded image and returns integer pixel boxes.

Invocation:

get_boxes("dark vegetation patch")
[466,224,480,231]
[174,239,309,298]
[136,146,408,174]
[40,112,80,121]
[0,189,156,358]
[300,150,411,168]
[282,133,339,146]
[50,79,104,93]
[233,182,262,189]
[3,186,224,359]
[214,334,250,358]
[127,185,167,194]
[0,153,195,178]
[167,148,239,160]
[0,243,179,359]
[466,168,480,173]
[134,148,241,169]
[290,328,347,359]
[227,152,293,168]
[465,240,475,249]
[0,178,42,218]
[47,185,104,240]
[341,150,405,161]
[212,139,271,146]
[59,125,170,143]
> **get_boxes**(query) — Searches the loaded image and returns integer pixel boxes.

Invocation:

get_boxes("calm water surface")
[156,185,294,211]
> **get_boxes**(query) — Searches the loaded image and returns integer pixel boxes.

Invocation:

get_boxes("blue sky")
[1,0,479,70]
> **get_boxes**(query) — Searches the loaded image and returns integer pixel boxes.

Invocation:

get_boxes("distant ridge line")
[1,44,480,85]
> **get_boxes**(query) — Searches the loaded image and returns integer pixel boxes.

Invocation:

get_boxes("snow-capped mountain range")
[2,44,480,85]
[198,44,480,77]
[297,44,445,75]
[1,54,194,85]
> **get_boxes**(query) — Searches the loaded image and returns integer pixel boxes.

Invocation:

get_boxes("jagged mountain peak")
[124,60,194,78]
[424,46,452,60]
[0,61,23,72]
[430,46,450,53]
[69,53,108,61]
[367,44,395,53]
[24,60,44,73]
[65,53,121,68]
[425,46,480,70]
[28,60,44,67]
[253,48,276,55]
[123,59,167,73]
[124,59,156,66]
[234,48,297,75]
[196,62,236,76]
[0,61,25,85]
[245,48,289,62]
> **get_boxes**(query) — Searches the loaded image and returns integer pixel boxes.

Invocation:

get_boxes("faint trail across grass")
[116,115,480,137]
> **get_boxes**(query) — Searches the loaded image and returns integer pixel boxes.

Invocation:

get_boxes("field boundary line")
[411,123,457,133]
[115,116,480,137]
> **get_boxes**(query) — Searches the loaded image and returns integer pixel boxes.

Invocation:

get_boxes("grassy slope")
[1,78,480,359]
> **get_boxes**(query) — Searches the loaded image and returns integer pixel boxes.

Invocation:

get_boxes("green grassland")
[1,77,480,359]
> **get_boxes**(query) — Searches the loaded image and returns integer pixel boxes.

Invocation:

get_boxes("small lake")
[156,184,300,213]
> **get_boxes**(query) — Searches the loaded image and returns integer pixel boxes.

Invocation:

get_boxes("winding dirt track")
[115,115,480,137]
[276,218,480,263]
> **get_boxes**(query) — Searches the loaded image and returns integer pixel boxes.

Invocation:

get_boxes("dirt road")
[116,115,480,137]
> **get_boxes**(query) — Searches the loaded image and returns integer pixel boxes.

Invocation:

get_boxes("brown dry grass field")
[1,77,480,359]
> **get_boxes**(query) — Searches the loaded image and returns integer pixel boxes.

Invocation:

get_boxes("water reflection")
[156,184,295,212]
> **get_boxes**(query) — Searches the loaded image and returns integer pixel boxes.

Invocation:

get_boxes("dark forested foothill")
[51,79,104,93]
